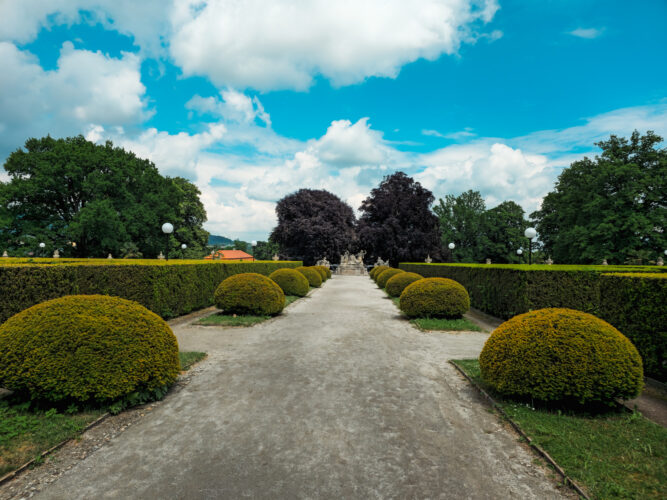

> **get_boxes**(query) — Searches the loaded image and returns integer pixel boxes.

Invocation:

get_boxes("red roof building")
[204,249,254,261]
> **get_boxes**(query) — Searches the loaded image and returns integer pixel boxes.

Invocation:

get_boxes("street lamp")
[517,248,523,262]
[448,242,455,263]
[39,242,45,258]
[251,240,257,261]
[524,227,537,265]
[181,243,187,259]
[161,222,173,261]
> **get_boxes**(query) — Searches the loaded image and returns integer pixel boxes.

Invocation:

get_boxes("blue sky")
[1,0,665,241]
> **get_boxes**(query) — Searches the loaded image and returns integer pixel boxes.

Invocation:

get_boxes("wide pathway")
[36,276,568,499]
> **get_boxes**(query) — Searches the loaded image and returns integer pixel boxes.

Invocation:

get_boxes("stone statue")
[53,249,60,258]
[157,252,164,260]
[356,250,366,265]
[316,256,331,268]
[336,249,368,275]
[545,257,554,265]
[425,254,433,263]
[2,250,7,258]
[108,253,114,259]
[373,257,388,267]
[657,257,664,266]
[601,258,608,265]
[485,258,491,265]
[272,254,279,261]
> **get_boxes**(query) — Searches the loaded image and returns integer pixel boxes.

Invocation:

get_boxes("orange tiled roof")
[207,250,254,260]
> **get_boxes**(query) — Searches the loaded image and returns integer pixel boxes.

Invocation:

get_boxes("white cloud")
[567,27,604,39]
[0,41,148,158]
[186,89,271,126]
[170,0,500,91]
[422,127,476,140]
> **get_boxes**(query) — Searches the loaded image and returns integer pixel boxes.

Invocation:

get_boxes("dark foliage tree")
[531,131,666,264]
[0,135,209,258]
[270,189,357,265]
[357,172,440,266]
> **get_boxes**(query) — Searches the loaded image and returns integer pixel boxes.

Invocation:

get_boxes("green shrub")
[295,266,322,287]
[214,273,285,315]
[269,268,310,297]
[0,295,180,403]
[312,266,328,282]
[371,265,390,281]
[386,272,423,297]
[399,277,470,318]
[479,308,644,404]
[376,268,404,288]
[599,273,666,381]
[0,260,301,323]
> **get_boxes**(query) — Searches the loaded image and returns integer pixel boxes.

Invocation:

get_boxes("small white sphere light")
[181,243,187,250]
[252,240,257,247]
[517,249,523,255]
[524,227,537,239]
[39,242,45,248]
[448,242,455,250]
[161,222,174,234]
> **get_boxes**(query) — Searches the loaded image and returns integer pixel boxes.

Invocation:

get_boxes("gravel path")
[25,276,569,499]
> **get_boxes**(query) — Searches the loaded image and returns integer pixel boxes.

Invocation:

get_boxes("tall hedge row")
[399,263,666,380]
[0,260,301,322]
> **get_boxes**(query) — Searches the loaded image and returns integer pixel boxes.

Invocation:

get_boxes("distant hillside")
[208,234,233,246]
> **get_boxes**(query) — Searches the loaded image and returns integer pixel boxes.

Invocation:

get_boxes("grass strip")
[179,351,207,371]
[452,359,667,500]
[196,295,302,326]
[411,317,482,332]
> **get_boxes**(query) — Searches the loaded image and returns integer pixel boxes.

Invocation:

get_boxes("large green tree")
[357,172,441,266]
[481,201,528,264]
[0,135,209,258]
[434,190,486,262]
[531,131,666,264]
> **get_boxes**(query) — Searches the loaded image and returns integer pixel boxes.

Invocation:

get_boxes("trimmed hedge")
[386,272,423,297]
[269,268,310,297]
[295,266,322,287]
[214,273,285,315]
[0,295,180,403]
[400,277,470,318]
[376,268,404,288]
[0,260,301,323]
[600,273,667,381]
[312,266,328,282]
[400,263,666,380]
[479,308,644,405]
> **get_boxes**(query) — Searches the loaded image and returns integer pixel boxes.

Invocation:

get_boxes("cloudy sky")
[1,0,665,241]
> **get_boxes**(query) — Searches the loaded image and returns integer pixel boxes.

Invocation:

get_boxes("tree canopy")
[0,135,209,258]
[270,188,357,265]
[531,131,666,264]
[357,172,440,266]
[435,191,527,263]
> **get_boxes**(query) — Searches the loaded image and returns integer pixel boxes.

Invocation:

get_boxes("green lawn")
[411,317,482,332]
[453,359,667,500]
[196,295,302,326]
[0,351,207,478]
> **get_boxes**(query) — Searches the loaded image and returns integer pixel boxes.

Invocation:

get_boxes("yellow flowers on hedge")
[399,277,470,318]
[295,266,322,287]
[0,295,180,403]
[214,273,285,315]
[376,268,404,288]
[479,308,644,404]
[312,265,331,280]
[385,272,423,297]
[269,268,310,297]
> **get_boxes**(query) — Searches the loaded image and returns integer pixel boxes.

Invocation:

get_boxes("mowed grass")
[411,317,482,332]
[0,351,206,478]
[453,359,667,500]
[389,295,483,332]
[196,295,303,326]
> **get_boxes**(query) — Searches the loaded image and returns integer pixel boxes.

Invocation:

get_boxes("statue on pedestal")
[157,252,164,260]
[53,249,60,258]
[425,254,433,263]
[2,251,8,258]
[485,258,491,265]
[272,254,279,261]
[108,253,114,259]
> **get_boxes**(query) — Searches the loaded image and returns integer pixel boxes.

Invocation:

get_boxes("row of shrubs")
[0,260,301,323]
[400,263,666,381]
[371,265,645,407]
[0,262,330,409]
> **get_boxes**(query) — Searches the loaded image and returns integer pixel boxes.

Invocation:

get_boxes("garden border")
[448,360,590,500]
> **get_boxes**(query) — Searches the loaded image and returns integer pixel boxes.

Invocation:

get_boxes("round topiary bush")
[0,295,180,404]
[295,266,322,288]
[269,268,310,297]
[313,265,332,280]
[215,273,285,315]
[399,277,470,318]
[377,268,404,288]
[312,266,328,282]
[371,265,389,281]
[386,272,423,297]
[479,308,644,405]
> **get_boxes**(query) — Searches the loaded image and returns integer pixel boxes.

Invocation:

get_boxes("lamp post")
[448,242,455,263]
[39,242,45,258]
[251,240,257,261]
[161,223,173,261]
[181,243,187,259]
[517,248,523,263]
[524,227,537,265]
